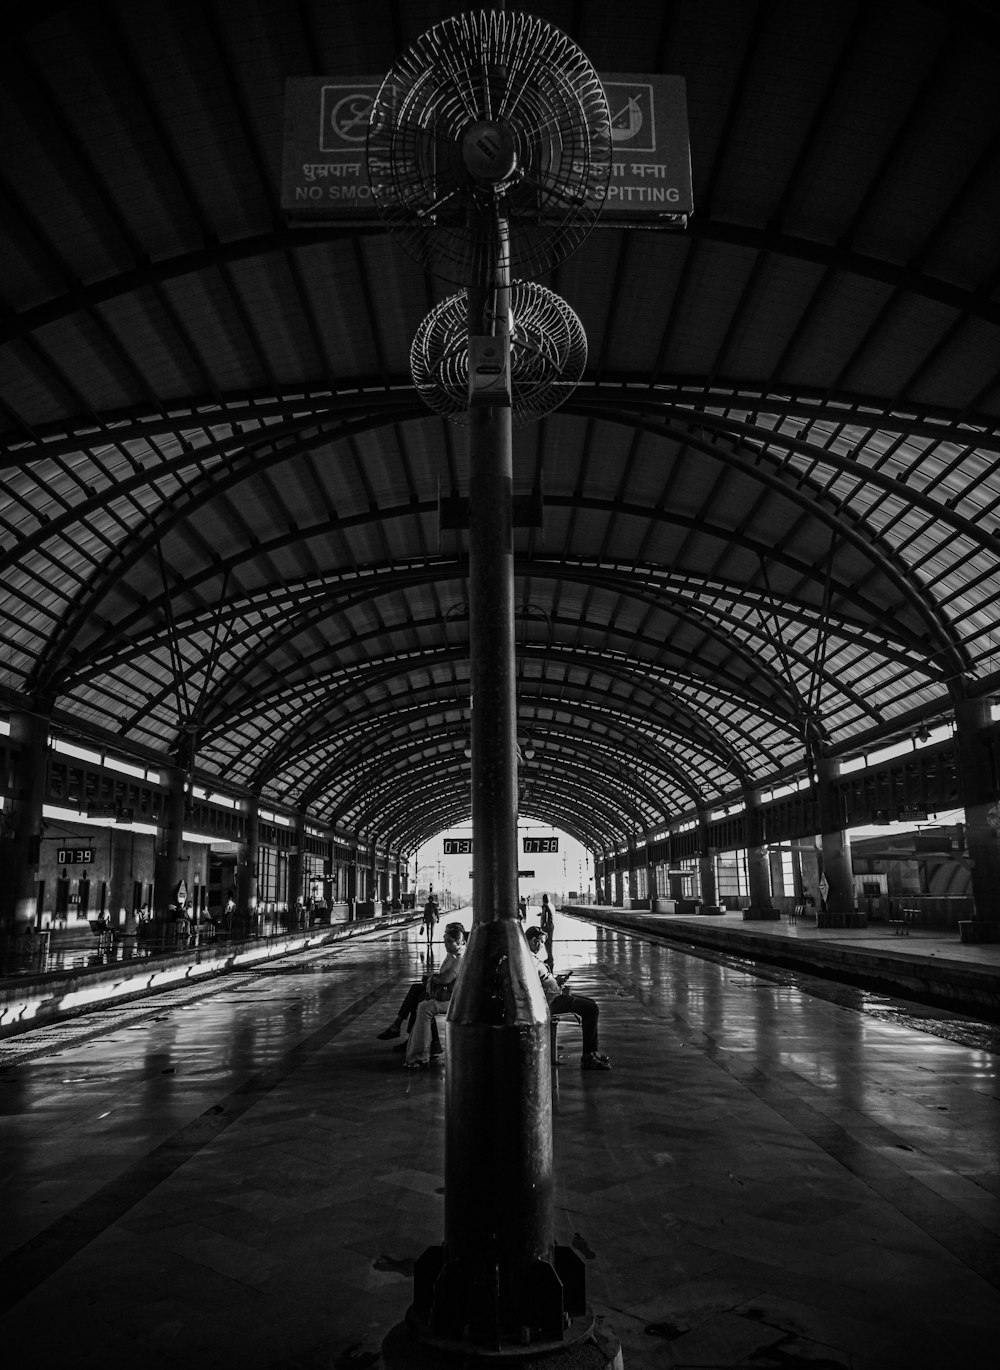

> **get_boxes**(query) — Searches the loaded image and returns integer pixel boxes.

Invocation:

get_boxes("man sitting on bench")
[525,926,611,1073]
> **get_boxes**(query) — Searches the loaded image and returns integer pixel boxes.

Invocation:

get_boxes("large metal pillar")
[237,792,260,934]
[815,755,862,927]
[742,788,778,918]
[387,274,618,1368]
[954,696,1000,939]
[153,759,187,925]
[696,808,722,914]
[1,702,51,933]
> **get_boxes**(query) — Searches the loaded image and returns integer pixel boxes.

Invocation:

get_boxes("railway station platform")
[571,904,1000,1021]
[4,901,999,1042]
[0,910,997,1369]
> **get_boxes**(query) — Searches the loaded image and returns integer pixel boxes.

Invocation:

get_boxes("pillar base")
[380,1314,623,1369]
[742,906,781,920]
[699,905,725,916]
[959,920,1000,943]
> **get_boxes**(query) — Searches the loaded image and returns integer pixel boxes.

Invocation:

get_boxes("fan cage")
[368,10,612,285]
[411,282,588,424]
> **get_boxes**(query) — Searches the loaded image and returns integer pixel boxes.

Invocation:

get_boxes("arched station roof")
[2,0,999,857]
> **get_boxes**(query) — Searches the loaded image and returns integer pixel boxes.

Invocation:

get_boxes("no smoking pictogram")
[320,85,379,151]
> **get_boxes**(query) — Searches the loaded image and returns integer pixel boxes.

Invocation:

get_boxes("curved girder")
[34,409,429,692]
[328,727,676,841]
[565,407,971,680]
[291,698,711,826]
[71,546,940,778]
[9,378,995,472]
[279,687,702,824]
[244,652,760,805]
[341,741,625,852]
[579,382,1000,451]
[46,398,963,712]
[80,417,956,680]
[178,572,883,780]
[2,399,421,570]
[40,432,958,827]
[199,633,766,777]
[347,750,638,852]
[77,552,899,770]
[323,720,713,843]
[591,396,1000,562]
[3,212,998,356]
[241,648,767,785]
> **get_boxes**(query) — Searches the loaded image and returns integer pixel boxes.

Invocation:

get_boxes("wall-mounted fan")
[366,10,611,287]
[411,281,587,423]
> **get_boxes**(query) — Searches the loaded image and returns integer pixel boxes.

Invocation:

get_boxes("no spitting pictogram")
[606,82,655,152]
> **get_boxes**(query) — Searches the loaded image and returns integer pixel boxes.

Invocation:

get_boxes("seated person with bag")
[376,921,467,1054]
[404,922,467,1070]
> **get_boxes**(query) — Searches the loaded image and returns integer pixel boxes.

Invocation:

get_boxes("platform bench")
[788,904,806,925]
[550,1011,581,1095]
[888,909,918,936]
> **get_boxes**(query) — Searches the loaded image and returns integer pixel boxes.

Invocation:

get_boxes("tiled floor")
[0,913,998,1368]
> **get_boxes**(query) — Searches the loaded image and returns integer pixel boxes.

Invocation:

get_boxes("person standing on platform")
[539,892,555,968]
[122,905,139,956]
[421,892,439,949]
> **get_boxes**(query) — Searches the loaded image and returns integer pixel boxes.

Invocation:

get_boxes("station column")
[153,759,187,926]
[743,788,778,918]
[697,809,721,914]
[289,813,306,925]
[1,700,51,933]
[815,756,861,927]
[954,696,1000,939]
[237,792,260,935]
[626,839,638,908]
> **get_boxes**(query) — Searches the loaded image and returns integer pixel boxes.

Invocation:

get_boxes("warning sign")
[600,74,693,222]
[282,74,692,227]
[282,77,383,222]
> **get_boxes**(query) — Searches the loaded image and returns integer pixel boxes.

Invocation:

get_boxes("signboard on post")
[282,74,692,227]
[601,74,692,224]
[282,77,384,222]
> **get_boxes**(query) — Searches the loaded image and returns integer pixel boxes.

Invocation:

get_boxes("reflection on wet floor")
[0,912,998,1369]
[578,922,1000,1055]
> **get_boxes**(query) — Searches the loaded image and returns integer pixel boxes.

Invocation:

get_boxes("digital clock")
[57,847,94,865]
[523,836,558,853]
[443,837,473,855]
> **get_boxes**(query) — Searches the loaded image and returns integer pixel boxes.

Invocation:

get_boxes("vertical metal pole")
[466,272,518,928]
[404,222,587,1354]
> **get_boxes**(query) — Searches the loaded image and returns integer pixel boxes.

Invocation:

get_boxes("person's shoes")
[377,1024,401,1039]
[430,1047,444,1060]
[581,1052,612,1071]
[405,1059,429,1070]
[391,1041,407,1052]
